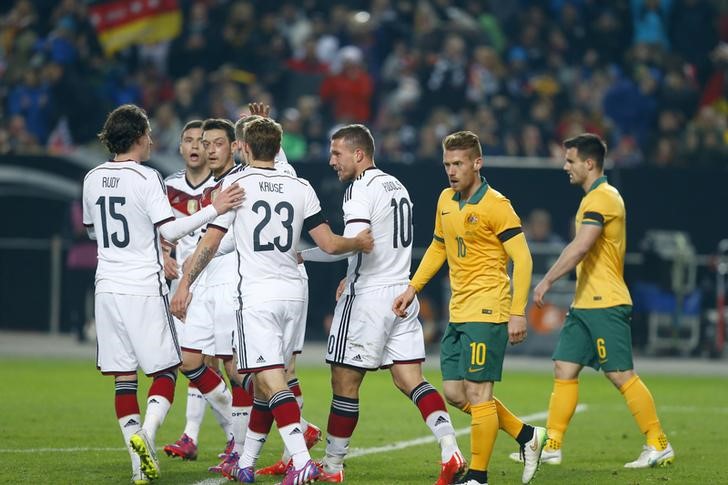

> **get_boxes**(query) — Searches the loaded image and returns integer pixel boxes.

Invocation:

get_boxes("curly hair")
[97,104,149,154]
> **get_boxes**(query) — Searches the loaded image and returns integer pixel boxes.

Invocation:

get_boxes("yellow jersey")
[411,177,524,323]
[573,176,632,308]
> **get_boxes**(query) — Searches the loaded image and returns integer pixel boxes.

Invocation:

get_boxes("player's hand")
[354,228,374,253]
[392,285,416,317]
[533,278,551,308]
[296,251,304,264]
[170,285,192,321]
[213,184,245,214]
[508,315,527,345]
[163,251,179,280]
[248,102,270,118]
[335,277,346,301]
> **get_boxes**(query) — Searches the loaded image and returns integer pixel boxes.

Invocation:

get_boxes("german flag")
[89,0,182,56]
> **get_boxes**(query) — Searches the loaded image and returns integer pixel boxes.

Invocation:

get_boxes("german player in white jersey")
[161,120,227,462]
[171,117,373,485]
[168,118,256,473]
[82,104,242,484]
[231,113,323,478]
[300,124,465,484]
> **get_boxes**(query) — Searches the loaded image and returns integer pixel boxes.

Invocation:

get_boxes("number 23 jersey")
[82,161,174,296]
[210,166,324,303]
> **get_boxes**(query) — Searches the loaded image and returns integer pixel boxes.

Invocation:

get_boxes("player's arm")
[308,221,373,255]
[502,230,532,344]
[170,225,226,319]
[158,184,243,242]
[301,220,369,262]
[533,222,602,307]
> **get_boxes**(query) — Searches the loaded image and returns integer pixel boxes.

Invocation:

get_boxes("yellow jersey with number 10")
[432,178,523,323]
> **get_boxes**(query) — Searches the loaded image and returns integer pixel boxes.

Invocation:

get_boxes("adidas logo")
[256,355,266,363]
[352,354,363,362]
[434,416,449,426]
[289,427,302,435]
[124,418,140,428]
[257,437,267,443]
[149,398,159,404]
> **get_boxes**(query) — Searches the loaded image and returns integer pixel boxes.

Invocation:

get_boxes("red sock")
[115,380,139,418]
[149,371,176,404]
[249,399,275,434]
[327,394,359,438]
[232,383,253,407]
[182,365,222,394]
[410,382,447,420]
[269,390,300,428]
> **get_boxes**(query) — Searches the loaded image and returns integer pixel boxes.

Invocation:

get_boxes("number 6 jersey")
[83,160,174,296]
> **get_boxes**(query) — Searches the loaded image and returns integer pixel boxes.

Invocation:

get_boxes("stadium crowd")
[1,0,727,167]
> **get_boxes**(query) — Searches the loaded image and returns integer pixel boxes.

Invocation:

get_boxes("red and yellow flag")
[89,0,182,56]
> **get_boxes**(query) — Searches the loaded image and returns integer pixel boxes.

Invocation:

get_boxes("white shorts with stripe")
[182,283,236,358]
[234,300,306,373]
[95,292,181,375]
[326,284,425,370]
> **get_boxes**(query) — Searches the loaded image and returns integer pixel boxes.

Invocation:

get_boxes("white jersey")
[82,161,174,296]
[342,168,413,295]
[164,170,215,267]
[211,166,324,303]
[199,165,242,286]
[274,154,309,280]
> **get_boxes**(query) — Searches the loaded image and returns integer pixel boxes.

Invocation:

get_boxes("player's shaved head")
[331,124,375,159]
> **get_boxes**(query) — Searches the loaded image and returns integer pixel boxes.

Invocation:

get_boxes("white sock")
[203,381,234,441]
[118,414,142,471]
[231,405,252,453]
[239,429,267,468]
[324,435,349,472]
[143,395,171,443]
[183,385,205,443]
[278,422,310,469]
[425,411,458,461]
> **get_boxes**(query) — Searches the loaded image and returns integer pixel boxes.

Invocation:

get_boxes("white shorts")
[326,285,425,370]
[95,293,181,375]
[183,283,236,358]
[234,300,306,373]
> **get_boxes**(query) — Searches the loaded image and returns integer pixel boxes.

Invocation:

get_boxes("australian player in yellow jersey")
[528,133,674,470]
[393,131,547,485]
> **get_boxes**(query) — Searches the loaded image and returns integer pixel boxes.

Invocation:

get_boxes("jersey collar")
[588,175,607,193]
[452,176,489,209]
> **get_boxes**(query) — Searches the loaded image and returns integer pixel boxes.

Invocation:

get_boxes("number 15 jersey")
[341,168,413,295]
[82,161,174,296]
[210,166,325,304]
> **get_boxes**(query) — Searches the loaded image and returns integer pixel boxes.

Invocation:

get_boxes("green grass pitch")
[0,359,723,484]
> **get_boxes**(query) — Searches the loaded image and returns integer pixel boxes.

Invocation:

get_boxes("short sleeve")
[145,170,174,225]
[303,182,323,220]
[343,183,371,225]
[581,191,617,227]
[489,196,523,243]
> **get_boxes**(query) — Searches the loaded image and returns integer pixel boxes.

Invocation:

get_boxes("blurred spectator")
[280,107,307,161]
[524,208,565,245]
[320,45,373,123]
[151,102,182,155]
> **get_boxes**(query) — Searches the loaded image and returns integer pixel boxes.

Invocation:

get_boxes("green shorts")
[552,305,634,372]
[440,322,508,382]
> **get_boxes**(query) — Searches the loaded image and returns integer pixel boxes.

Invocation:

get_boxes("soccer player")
[82,104,242,484]
[172,118,254,471]
[161,120,229,461]
[393,130,547,485]
[525,133,674,468]
[232,113,323,477]
[304,124,466,485]
[171,117,373,484]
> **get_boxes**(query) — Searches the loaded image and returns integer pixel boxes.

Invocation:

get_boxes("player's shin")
[144,371,176,442]
[411,381,460,461]
[323,394,359,472]
[115,379,142,470]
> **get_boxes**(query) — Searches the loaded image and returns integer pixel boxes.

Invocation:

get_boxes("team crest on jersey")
[187,199,198,214]
[466,213,479,225]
